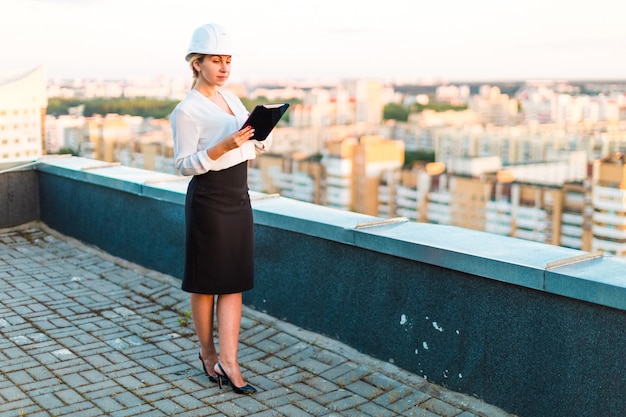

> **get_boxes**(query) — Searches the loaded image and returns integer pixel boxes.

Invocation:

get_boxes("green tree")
[409,102,468,113]
[383,103,409,121]
[54,147,79,156]
[404,150,435,168]
[47,97,179,119]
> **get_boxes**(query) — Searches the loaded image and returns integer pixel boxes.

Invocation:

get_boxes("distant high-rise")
[0,66,47,160]
[592,154,626,256]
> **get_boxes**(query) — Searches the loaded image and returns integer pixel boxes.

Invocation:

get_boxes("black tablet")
[242,103,290,141]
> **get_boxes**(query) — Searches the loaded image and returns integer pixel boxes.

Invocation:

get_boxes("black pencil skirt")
[182,161,254,294]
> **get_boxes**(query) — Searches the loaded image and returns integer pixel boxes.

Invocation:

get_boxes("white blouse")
[171,89,271,176]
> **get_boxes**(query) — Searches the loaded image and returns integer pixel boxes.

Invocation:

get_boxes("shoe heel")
[199,353,219,384]
[216,363,257,395]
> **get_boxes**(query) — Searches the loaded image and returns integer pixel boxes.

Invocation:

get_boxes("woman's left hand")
[227,126,255,149]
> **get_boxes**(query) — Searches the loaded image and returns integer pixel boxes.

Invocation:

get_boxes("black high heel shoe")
[198,354,228,385]
[215,362,257,395]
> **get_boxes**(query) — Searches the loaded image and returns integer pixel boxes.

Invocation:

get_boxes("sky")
[1,0,626,84]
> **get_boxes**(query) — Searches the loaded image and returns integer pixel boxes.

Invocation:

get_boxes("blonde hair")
[187,53,205,89]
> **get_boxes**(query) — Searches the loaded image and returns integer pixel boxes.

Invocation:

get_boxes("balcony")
[594,211,626,226]
[593,186,626,211]
[2,156,625,417]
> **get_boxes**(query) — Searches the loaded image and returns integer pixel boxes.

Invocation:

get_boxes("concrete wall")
[38,173,185,279]
[251,224,626,417]
[0,169,39,228]
[3,159,626,417]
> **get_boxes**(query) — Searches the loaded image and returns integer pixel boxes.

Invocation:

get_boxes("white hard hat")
[185,23,233,61]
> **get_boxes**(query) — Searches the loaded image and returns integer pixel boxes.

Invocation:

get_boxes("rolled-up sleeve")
[172,108,215,176]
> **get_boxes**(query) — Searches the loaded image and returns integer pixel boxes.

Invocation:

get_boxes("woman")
[171,23,269,395]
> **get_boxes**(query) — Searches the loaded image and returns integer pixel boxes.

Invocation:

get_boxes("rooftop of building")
[1,222,513,417]
[1,156,625,417]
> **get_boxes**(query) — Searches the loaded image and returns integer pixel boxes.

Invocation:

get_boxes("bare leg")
[190,293,218,377]
[214,292,247,387]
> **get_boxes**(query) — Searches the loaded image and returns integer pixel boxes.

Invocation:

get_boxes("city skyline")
[1,0,626,83]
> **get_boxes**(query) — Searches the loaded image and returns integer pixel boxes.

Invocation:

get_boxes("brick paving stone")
[327,393,369,412]
[334,366,372,387]
[76,381,123,397]
[114,390,145,408]
[258,391,305,409]
[247,411,285,417]
[55,387,88,405]
[274,340,312,360]
[298,357,334,376]
[175,407,222,417]
[344,378,383,399]
[238,347,267,364]
[23,409,54,417]
[276,369,312,386]
[364,371,404,390]
[0,399,33,414]
[90,394,124,413]
[213,402,248,416]
[134,411,168,417]
[357,401,400,417]
[421,397,466,417]
[133,370,167,386]
[374,384,419,408]
[245,359,276,376]
[316,348,349,366]
[316,388,354,405]
[0,405,42,417]
[289,381,323,398]
[268,331,300,347]
[171,393,205,409]
[320,362,362,383]
[18,377,63,396]
[253,338,283,355]
[273,403,316,417]
[393,392,438,414]
[32,391,66,409]
[305,375,342,393]
[402,407,440,417]
[47,401,99,416]
[0,385,27,402]
[0,224,516,417]
[5,370,34,386]
[291,398,332,416]
[153,398,185,415]
[243,326,279,345]
[141,388,186,403]
[109,404,156,417]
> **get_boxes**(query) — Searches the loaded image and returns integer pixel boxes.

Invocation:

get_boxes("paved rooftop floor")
[0,223,515,417]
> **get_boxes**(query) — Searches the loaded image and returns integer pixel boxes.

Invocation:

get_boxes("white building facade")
[0,66,47,160]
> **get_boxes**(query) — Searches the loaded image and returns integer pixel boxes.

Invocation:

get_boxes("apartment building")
[249,152,323,204]
[469,85,519,126]
[257,135,404,214]
[385,152,593,250]
[45,114,85,153]
[591,153,626,256]
[322,137,356,211]
[0,66,47,160]
[351,135,404,215]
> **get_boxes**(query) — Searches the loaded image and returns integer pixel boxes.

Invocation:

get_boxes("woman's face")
[196,55,232,87]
